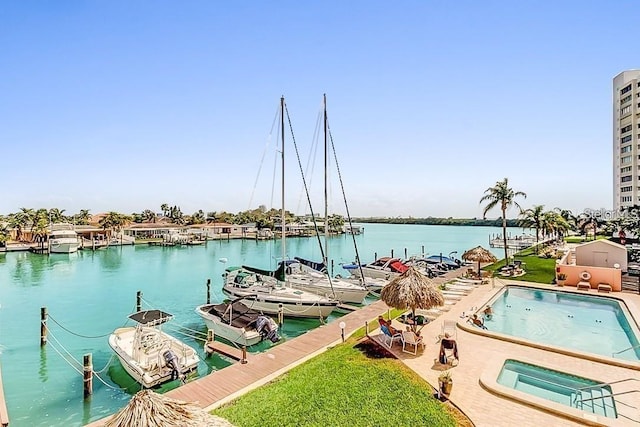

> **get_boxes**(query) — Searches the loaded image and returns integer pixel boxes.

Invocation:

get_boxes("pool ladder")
[611,343,640,358]
[573,378,640,421]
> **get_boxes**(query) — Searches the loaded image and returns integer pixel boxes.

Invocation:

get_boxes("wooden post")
[391,249,394,258]
[136,291,142,312]
[404,248,407,259]
[83,353,93,399]
[206,279,211,304]
[204,329,214,357]
[365,321,369,336]
[278,304,284,327]
[241,346,247,364]
[374,252,377,260]
[422,245,425,256]
[40,307,48,346]
[330,260,334,276]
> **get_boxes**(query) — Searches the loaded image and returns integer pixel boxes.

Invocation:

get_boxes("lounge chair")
[379,325,402,349]
[401,330,425,355]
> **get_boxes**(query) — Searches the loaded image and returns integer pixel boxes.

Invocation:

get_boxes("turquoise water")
[497,359,617,418]
[0,223,506,426]
[486,286,640,361]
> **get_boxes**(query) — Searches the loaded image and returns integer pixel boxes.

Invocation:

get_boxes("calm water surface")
[0,223,506,426]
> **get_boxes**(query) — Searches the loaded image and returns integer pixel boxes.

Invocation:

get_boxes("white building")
[613,70,640,212]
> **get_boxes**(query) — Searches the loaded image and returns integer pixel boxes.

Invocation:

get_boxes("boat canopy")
[128,309,174,326]
[242,262,286,282]
[293,256,327,273]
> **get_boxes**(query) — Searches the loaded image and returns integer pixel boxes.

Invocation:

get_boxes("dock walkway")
[85,299,389,426]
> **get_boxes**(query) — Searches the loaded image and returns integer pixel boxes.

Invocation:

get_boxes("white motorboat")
[342,257,409,280]
[222,266,339,319]
[195,296,280,347]
[48,223,79,254]
[108,309,200,388]
[286,259,369,304]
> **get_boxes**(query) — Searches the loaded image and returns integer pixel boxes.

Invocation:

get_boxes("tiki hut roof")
[380,267,444,311]
[105,389,235,427]
[461,246,497,264]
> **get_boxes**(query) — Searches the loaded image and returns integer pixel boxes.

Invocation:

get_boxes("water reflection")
[39,347,48,383]
[99,248,123,271]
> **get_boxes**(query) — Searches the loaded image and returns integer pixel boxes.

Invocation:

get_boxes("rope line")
[44,324,83,371]
[94,353,117,374]
[44,338,83,376]
[47,314,113,339]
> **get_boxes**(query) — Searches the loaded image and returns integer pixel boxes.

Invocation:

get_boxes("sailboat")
[282,94,369,304]
[222,97,339,319]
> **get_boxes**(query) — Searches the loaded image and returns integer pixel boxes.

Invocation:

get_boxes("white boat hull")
[195,305,262,347]
[108,326,199,388]
[49,240,79,253]
[222,286,337,319]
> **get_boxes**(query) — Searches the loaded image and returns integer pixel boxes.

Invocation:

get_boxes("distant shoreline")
[352,218,522,227]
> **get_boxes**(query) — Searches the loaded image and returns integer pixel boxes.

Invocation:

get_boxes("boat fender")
[163,349,183,381]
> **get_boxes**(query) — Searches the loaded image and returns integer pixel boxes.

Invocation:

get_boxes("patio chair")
[401,330,425,355]
[380,325,402,349]
[439,320,457,341]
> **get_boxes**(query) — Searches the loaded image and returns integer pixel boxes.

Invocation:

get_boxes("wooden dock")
[0,365,9,427]
[85,299,390,426]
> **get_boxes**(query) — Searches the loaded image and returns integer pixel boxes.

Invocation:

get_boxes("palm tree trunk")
[502,208,508,265]
[535,224,539,254]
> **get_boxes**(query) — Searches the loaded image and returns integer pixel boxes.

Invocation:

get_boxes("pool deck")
[382,278,640,427]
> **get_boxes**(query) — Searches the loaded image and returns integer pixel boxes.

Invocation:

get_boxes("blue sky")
[0,1,632,218]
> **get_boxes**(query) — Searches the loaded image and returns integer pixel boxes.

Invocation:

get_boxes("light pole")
[339,321,346,342]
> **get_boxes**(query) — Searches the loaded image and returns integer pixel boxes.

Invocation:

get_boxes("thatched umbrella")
[105,389,235,427]
[380,267,444,331]
[462,246,498,277]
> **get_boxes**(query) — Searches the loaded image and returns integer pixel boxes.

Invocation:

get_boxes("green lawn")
[484,247,557,284]
[212,342,458,427]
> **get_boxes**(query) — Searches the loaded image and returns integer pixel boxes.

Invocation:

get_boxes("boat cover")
[128,309,173,326]
[242,262,286,282]
[293,256,327,273]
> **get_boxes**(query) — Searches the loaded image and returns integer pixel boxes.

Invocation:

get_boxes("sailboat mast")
[280,96,286,276]
[323,94,329,270]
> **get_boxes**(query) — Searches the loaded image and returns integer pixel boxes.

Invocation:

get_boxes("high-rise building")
[613,70,640,212]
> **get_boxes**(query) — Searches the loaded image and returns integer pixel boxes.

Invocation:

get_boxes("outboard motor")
[255,315,281,343]
[163,349,183,381]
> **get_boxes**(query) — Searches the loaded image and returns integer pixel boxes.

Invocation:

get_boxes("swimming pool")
[497,359,617,419]
[483,286,640,362]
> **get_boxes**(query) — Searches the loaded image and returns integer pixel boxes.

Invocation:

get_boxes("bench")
[576,282,591,291]
[597,283,612,293]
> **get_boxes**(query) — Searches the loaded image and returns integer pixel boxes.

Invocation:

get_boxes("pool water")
[485,287,640,361]
[497,359,617,418]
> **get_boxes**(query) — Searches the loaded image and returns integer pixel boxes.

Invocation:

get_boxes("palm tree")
[99,212,132,239]
[48,208,66,224]
[74,209,91,225]
[554,208,577,233]
[480,178,527,264]
[518,205,544,252]
[141,209,157,223]
[160,204,169,218]
[0,224,9,247]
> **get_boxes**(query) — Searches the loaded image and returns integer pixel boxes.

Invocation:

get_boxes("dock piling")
[391,249,394,258]
[83,353,93,399]
[206,279,211,304]
[136,291,142,312]
[278,304,284,327]
[241,346,247,364]
[40,307,47,346]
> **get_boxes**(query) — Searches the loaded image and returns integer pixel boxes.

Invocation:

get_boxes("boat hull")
[195,305,262,347]
[49,240,79,253]
[222,286,337,319]
[108,326,199,388]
